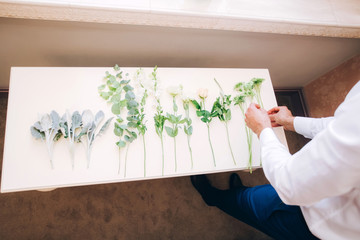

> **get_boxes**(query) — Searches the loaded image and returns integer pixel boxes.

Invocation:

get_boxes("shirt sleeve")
[261,93,360,205]
[294,116,334,139]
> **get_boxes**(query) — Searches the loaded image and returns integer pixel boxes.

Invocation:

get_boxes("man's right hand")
[267,106,295,131]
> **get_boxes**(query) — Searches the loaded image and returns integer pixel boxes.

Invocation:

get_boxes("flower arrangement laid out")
[165,85,186,172]
[212,78,236,165]
[98,65,142,177]
[30,111,62,169]
[191,88,217,167]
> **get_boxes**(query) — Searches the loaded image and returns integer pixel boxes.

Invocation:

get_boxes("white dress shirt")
[260,80,360,239]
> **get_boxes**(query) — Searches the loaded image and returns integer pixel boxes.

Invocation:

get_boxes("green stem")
[225,122,236,165]
[187,135,193,169]
[161,133,165,176]
[206,123,216,167]
[124,143,130,178]
[248,130,253,173]
[174,137,177,172]
[142,134,146,177]
[118,148,121,174]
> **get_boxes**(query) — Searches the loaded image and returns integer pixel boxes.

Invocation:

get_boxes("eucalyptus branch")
[99,65,139,177]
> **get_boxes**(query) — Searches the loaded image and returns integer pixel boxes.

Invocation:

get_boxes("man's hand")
[267,106,295,131]
[245,103,271,137]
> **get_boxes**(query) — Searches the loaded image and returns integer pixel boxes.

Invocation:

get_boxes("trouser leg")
[207,184,318,240]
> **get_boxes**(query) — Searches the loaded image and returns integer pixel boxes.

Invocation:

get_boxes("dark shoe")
[190,175,217,206]
[229,173,244,189]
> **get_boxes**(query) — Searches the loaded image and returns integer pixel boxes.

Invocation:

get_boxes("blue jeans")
[211,184,318,240]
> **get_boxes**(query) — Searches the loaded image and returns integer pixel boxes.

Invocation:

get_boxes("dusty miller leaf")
[30,126,45,140]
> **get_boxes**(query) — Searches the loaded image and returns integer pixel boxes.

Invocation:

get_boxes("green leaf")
[98,84,106,91]
[130,131,137,138]
[109,75,116,83]
[127,100,138,108]
[100,92,110,100]
[123,85,134,92]
[53,131,62,141]
[173,127,178,137]
[116,140,126,148]
[110,94,121,103]
[165,126,175,137]
[186,126,193,135]
[128,108,139,115]
[225,109,232,121]
[111,103,121,115]
[125,91,135,100]
[179,118,186,124]
[201,117,208,123]
[127,122,137,128]
[114,127,123,137]
[119,99,127,108]
[114,64,120,71]
[196,110,204,117]
[120,80,130,85]
[191,100,201,110]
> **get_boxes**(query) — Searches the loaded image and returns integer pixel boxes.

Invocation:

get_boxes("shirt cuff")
[259,127,279,145]
[294,117,313,137]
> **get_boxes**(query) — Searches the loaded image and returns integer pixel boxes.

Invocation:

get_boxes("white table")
[1,67,287,193]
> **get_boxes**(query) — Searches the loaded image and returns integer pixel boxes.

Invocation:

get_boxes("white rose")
[197,88,208,99]
[167,85,183,97]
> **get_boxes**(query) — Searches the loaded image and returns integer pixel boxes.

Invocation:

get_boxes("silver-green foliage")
[78,110,113,168]
[30,111,62,169]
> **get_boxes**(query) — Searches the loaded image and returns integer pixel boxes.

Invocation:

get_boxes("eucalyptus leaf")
[116,140,126,148]
[125,91,135,100]
[111,103,121,115]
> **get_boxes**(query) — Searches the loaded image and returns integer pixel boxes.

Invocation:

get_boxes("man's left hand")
[245,103,271,137]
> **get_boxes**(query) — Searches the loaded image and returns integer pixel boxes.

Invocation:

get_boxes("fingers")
[268,106,280,115]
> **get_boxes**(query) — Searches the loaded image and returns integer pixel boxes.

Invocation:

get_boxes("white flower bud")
[197,88,208,99]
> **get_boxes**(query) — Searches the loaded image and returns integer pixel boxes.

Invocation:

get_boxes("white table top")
[1,67,287,193]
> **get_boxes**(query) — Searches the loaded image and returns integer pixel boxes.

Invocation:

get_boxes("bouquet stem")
[206,123,216,167]
[225,122,236,165]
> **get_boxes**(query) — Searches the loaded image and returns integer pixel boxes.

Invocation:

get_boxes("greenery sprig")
[165,85,185,172]
[151,66,167,175]
[212,78,236,165]
[191,88,217,167]
[182,95,194,169]
[233,81,255,173]
[251,78,265,108]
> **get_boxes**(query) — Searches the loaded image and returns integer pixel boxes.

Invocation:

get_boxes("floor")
[0,92,305,240]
